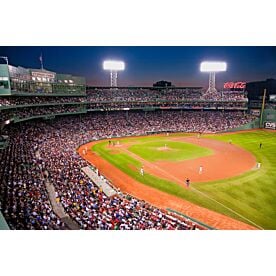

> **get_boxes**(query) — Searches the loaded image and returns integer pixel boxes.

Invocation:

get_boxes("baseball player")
[140,167,144,176]
[199,165,203,174]
[185,178,190,188]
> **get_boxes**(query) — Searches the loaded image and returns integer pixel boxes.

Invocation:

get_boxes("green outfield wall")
[263,109,276,123]
[222,118,260,132]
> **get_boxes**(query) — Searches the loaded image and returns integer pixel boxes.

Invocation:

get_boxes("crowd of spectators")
[1,105,85,121]
[201,91,247,101]
[0,89,248,124]
[86,100,248,111]
[63,110,254,136]
[0,96,86,107]
[0,89,247,108]
[86,88,202,102]
[0,125,66,229]
[86,88,247,103]
[221,91,248,101]
[131,110,255,133]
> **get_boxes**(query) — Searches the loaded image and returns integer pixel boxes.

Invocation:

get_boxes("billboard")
[269,95,276,102]
[31,70,56,81]
[251,109,261,116]
[264,121,276,130]
[224,82,246,89]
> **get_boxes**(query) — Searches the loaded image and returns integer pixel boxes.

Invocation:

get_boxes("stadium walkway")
[45,182,80,230]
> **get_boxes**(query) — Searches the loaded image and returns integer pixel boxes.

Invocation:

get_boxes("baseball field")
[79,130,276,230]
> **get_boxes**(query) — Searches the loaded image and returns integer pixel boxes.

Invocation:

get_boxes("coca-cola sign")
[224,82,246,89]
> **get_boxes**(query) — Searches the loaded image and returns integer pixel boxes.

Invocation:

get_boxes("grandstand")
[1,59,273,230]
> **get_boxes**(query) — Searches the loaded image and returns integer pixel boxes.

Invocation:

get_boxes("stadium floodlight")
[103,60,125,87]
[200,61,227,94]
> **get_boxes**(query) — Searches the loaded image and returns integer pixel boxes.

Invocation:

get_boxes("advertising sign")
[264,121,276,130]
[224,82,246,89]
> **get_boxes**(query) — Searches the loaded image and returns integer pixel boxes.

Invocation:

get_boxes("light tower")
[103,60,125,87]
[200,61,227,94]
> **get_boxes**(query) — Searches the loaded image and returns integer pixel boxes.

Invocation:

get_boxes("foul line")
[190,187,264,229]
[119,146,264,230]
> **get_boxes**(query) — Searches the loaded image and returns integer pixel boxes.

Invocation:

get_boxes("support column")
[207,72,217,94]
[110,71,118,87]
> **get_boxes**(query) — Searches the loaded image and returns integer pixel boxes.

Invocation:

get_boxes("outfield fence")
[220,118,260,133]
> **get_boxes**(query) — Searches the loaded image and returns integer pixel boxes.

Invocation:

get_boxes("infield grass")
[92,130,276,229]
[129,140,212,162]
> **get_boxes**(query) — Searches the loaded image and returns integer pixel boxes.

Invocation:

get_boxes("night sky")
[1,46,276,88]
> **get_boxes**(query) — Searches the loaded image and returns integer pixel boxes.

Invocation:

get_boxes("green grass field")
[92,130,276,229]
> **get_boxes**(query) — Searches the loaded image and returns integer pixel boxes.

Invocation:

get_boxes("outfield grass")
[92,130,276,229]
[196,130,276,229]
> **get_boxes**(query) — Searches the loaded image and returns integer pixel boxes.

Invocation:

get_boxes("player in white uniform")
[199,165,203,174]
[140,167,144,176]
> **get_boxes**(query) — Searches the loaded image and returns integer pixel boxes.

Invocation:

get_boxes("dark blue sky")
[1,46,276,87]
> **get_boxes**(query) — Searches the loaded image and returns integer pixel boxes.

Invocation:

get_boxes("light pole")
[103,60,125,87]
[200,61,227,95]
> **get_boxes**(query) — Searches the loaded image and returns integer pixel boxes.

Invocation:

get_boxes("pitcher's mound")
[157,147,170,151]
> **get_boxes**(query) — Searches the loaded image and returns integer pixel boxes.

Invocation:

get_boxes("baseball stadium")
[0,55,276,230]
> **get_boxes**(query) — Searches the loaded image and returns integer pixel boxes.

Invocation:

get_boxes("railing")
[11,110,87,123]
[0,102,87,111]
[166,208,216,230]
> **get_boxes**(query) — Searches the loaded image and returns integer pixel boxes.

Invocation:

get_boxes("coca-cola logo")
[224,82,246,89]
